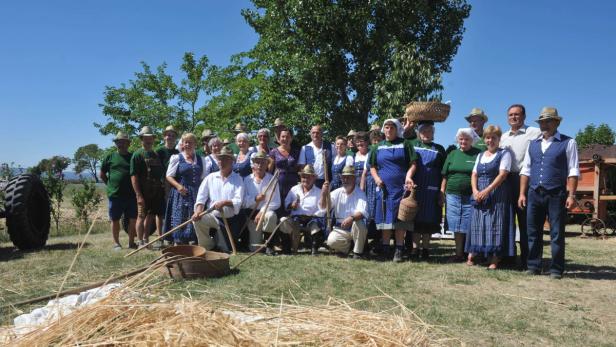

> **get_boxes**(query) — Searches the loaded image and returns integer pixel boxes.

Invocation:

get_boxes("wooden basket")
[404,101,450,122]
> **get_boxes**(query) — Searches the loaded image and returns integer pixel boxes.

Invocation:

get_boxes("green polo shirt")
[101,151,135,199]
[473,138,488,151]
[441,147,481,195]
[155,145,179,170]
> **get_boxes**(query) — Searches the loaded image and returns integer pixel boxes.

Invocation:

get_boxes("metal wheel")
[581,217,606,237]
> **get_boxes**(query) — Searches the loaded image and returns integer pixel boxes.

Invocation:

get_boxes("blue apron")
[374,141,408,229]
[413,144,443,230]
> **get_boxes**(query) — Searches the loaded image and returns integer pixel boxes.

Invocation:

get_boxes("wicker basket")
[404,101,451,122]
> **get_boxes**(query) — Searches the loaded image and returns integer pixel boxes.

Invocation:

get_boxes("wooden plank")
[599,196,616,201]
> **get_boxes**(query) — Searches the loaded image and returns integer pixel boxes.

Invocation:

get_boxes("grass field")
[1,224,615,346]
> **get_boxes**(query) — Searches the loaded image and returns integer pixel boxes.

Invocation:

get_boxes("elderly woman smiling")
[441,128,482,262]
[369,118,417,262]
[233,132,255,178]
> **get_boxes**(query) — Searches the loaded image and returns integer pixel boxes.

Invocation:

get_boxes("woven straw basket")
[404,101,451,122]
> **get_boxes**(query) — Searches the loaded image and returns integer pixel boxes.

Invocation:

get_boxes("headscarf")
[381,118,405,139]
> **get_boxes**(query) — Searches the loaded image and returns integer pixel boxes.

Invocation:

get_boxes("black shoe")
[266,246,277,256]
[352,253,363,260]
[335,252,348,258]
[128,242,138,250]
[421,248,430,260]
[311,246,319,256]
[393,248,403,263]
[525,269,541,276]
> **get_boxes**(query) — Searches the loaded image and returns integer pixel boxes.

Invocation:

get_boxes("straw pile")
[4,267,455,346]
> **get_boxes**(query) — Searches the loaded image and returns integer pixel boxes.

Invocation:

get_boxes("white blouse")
[472,150,512,173]
[166,153,207,180]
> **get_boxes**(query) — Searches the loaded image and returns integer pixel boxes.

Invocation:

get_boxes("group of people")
[100,104,579,278]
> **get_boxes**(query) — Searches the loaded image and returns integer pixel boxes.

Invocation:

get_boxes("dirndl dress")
[330,156,347,191]
[163,154,203,244]
[363,153,377,220]
[465,149,516,257]
[233,150,254,178]
[413,142,444,234]
[373,140,413,230]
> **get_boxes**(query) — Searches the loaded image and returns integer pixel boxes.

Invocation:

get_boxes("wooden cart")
[573,145,616,237]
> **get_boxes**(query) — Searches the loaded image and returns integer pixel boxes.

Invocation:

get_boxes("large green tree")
[240,0,470,132]
[575,123,615,148]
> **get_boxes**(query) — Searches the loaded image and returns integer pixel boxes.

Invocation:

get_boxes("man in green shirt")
[131,126,165,247]
[196,129,216,157]
[155,125,179,169]
[228,122,247,155]
[465,107,488,151]
[100,131,137,250]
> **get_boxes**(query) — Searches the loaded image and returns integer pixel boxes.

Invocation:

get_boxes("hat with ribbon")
[464,108,489,122]
[163,125,177,136]
[340,165,355,176]
[299,164,317,176]
[218,146,235,158]
[138,126,155,137]
[113,131,130,142]
[535,106,562,123]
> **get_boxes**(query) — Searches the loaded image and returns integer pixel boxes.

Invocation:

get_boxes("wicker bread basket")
[404,101,451,122]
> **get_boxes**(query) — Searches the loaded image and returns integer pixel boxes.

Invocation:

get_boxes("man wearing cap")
[100,131,137,250]
[322,166,368,259]
[228,123,247,155]
[272,118,286,146]
[131,126,166,248]
[466,108,488,151]
[192,146,245,252]
[298,124,334,189]
[346,130,357,155]
[242,152,281,254]
[518,107,579,279]
[500,104,541,269]
[196,129,216,157]
[280,164,327,255]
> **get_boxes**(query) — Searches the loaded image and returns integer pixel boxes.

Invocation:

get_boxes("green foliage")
[575,123,615,148]
[31,156,70,231]
[96,52,213,138]
[73,144,104,182]
[240,0,471,132]
[71,179,103,228]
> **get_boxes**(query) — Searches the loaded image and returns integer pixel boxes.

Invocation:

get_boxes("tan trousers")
[247,210,278,251]
[326,220,367,254]
[280,216,321,251]
[192,213,230,252]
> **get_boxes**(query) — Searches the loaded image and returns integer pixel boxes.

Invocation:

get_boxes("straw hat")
[251,151,269,163]
[273,118,285,127]
[201,129,215,139]
[464,108,488,122]
[347,129,356,138]
[222,138,230,145]
[234,123,247,133]
[113,131,129,142]
[340,165,355,176]
[218,146,235,158]
[535,106,562,123]
[299,164,317,176]
[369,123,380,131]
[163,125,177,136]
[139,126,155,137]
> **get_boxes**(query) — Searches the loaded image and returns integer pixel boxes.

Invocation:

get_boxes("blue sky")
[1,1,615,167]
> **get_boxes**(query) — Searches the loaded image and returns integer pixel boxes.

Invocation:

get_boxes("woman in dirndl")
[466,125,515,269]
[233,132,255,178]
[203,137,222,176]
[164,133,206,244]
[330,135,354,191]
[369,119,417,262]
[410,121,446,260]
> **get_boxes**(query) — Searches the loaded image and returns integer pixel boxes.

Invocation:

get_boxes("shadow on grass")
[563,262,616,280]
[0,246,23,262]
[44,242,92,251]
[0,242,92,262]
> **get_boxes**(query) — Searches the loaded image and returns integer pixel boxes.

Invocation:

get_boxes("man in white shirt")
[242,151,281,254]
[499,104,541,269]
[518,107,579,279]
[191,147,244,252]
[322,166,368,259]
[280,164,328,255]
[298,125,335,188]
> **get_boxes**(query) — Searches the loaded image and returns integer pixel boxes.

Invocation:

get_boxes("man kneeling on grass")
[322,166,368,259]
[191,146,244,252]
[280,164,327,255]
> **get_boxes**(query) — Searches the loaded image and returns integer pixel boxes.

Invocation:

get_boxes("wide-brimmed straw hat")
[464,108,488,122]
[251,151,269,163]
[234,123,247,133]
[273,118,285,127]
[534,106,562,123]
[113,131,129,142]
[201,129,215,139]
[163,125,177,136]
[340,165,355,176]
[347,129,356,138]
[299,164,317,176]
[218,146,235,158]
[139,126,155,137]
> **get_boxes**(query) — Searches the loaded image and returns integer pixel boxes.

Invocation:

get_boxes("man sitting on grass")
[322,165,368,259]
[192,146,244,253]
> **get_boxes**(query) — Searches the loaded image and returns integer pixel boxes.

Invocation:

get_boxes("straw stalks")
[4,267,456,346]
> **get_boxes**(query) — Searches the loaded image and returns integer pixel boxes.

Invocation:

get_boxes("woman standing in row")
[233,132,255,178]
[441,128,481,262]
[330,135,354,191]
[269,128,301,216]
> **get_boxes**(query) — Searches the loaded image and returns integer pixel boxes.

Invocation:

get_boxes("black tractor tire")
[4,174,51,250]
